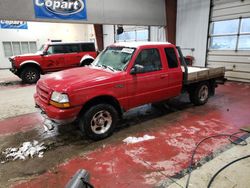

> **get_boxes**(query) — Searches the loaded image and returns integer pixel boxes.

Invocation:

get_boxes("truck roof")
[112,41,172,48]
[45,41,95,45]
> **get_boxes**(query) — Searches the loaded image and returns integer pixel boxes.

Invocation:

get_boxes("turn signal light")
[49,100,70,108]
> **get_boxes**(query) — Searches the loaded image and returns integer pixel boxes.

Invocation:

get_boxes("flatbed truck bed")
[182,66,225,84]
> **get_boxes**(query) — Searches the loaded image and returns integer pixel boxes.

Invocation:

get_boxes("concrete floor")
[0,70,250,188]
[0,70,36,120]
[168,137,250,188]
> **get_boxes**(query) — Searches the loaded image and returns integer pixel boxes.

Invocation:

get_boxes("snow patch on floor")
[123,135,155,144]
[2,140,46,161]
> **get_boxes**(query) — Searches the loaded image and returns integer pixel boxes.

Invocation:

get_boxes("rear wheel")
[20,67,40,84]
[189,82,209,106]
[79,103,118,140]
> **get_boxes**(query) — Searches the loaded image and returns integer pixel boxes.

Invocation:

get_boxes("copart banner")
[33,0,87,20]
[0,20,28,29]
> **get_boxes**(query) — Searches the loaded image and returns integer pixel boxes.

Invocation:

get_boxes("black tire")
[189,82,210,106]
[79,103,119,140]
[20,67,40,84]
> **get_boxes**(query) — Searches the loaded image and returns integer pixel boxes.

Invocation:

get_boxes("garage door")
[115,26,149,42]
[207,0,250,82]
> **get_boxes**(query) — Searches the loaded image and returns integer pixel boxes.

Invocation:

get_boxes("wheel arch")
[186,80,210,93]
[80,55,95,66]
[79,95,123,118]
[20,61,42,74]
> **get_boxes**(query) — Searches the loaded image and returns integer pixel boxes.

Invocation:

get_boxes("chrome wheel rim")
[91,110,112,134]
[199,85,209,102]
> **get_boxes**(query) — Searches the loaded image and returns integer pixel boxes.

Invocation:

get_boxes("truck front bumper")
[34,94,82,125]
[10,68,19,76]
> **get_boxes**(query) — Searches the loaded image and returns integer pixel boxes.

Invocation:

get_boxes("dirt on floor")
[0,101,189,188]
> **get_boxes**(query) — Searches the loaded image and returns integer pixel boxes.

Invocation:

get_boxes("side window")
[46,46,53,54]
[51,45,66,54]
[134,48,162,73]
[65,44,80,53]
[164,48,179,68]
[81,43,95,52]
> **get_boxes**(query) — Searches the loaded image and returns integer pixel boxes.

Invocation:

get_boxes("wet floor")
[0,81,249,188]
[0,95,192,187]
[0,95,191,160]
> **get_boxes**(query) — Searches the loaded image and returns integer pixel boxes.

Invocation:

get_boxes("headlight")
[51,91,69,103]
[50,91,70,108]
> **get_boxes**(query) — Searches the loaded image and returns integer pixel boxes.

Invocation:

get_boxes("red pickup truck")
[34,42,225,140]
[9,41,97,84]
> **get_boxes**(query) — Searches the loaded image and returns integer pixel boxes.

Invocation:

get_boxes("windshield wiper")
[105,65,116,72]
[96,64,115,72]
[94,64,105,69]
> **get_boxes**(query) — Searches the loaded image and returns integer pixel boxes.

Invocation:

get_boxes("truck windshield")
[37,45,47,54]
[38,45,45,52]
[92,47,135,71]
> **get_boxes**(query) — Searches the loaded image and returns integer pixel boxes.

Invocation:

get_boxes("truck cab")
[34,42,225,140]
[9,41,97,84]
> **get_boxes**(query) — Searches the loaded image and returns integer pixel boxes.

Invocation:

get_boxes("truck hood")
[39,66,125,92]
[12,52,42,59]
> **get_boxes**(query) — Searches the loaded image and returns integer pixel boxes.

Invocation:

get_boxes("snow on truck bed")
[181,66,225,84]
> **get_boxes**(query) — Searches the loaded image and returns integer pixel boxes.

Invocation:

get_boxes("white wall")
[103,25,115,48]
[0,22,95,68]
[150,26,166,42]
[176,0,210,66]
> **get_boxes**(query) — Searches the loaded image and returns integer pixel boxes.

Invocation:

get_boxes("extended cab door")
[126,48,169,108]
[163,47,183,98]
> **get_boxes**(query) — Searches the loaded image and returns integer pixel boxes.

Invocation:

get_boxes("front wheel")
[189,82,210,106]
[79,104,119,140]
[20,67,40,84]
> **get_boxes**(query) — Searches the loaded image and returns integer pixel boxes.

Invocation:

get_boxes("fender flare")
[80,55,94,65]
[20,60,41,68]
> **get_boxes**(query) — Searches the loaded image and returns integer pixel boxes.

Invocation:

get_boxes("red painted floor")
[0,113,43,136]
[5,82,250,188]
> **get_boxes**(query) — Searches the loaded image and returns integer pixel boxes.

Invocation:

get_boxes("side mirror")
[41,51,48,56]
[130,64,144,75]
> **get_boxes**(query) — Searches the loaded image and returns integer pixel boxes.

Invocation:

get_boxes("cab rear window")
[164,48,179,68]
